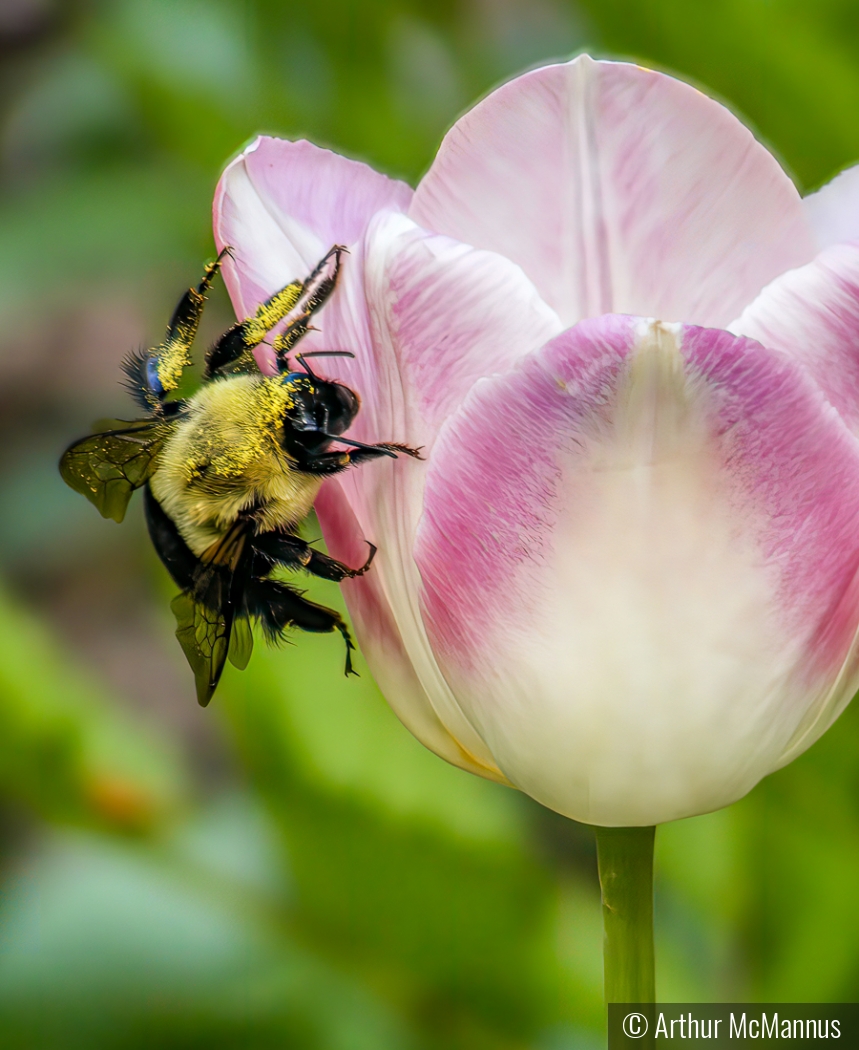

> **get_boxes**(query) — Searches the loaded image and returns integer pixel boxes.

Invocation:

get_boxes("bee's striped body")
[60,246,419,706]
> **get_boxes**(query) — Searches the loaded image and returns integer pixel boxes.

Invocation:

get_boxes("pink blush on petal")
[314,479,407,665]
[681,325,859,683]
[418,317,859,694]
[415,315,637,669]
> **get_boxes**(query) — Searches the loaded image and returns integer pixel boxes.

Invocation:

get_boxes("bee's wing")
[172,522,252,706]
[171,593,233,707]
[228,617,254,671]
[59,419,168,523]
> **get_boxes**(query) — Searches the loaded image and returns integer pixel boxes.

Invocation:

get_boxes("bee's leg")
[293,442,422,475]
[165,246,231,360]
[207,245,344,377]
[206,279,303,376]
[253,531,376,581]
[271,310,313,362]
[344,442,423,464]
[124,248,230,412]
[271,246,346,369]
[244,577,358,675]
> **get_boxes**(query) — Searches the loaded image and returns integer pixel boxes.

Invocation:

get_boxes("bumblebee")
[60,247,419,705]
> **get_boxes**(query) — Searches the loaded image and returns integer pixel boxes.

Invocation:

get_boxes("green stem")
[595,825,656,1004]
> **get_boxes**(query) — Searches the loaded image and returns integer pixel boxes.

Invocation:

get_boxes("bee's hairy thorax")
[150,373,323,555]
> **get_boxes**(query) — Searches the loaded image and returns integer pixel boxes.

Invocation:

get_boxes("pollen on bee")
[156,339,192,393]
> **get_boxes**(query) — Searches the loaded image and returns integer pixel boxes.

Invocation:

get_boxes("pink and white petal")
[355,210,563,443]
[213,135,412,344]
[320,447,503,775]
[730,241,859,433]
[414,317,859,826]
[803,163,859,250]
[410,55,815,328]
[212,147,501,772]
[315,481,510,783]
[312,213,562,774]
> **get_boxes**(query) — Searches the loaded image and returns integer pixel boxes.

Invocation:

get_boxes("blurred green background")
[1,0,859,1046]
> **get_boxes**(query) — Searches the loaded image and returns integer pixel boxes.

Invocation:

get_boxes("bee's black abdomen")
[143,485,199,591]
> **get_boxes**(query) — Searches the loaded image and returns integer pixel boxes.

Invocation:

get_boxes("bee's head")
[280,372,361,458]
[284,350,360,439]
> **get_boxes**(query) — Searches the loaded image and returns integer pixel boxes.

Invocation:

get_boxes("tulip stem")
[595,825,656,1004]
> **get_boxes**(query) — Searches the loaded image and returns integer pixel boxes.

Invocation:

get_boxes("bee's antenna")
[294,352,316,379]
[295,350,355,380]
[297,351,356,359]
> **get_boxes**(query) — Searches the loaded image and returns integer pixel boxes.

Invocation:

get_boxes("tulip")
[215,55,859,1001]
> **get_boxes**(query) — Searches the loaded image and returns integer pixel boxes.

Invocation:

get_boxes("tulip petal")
[730,241,859,433]
[803,163,859,250]
[310,213,562,775]
[353,211,564,442]
[213,135,413,334]
[410,56,815,328]
[414,316,859,825]
[314,481,510,783]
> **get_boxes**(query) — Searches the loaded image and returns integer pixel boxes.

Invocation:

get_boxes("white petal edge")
[803,163,859,250]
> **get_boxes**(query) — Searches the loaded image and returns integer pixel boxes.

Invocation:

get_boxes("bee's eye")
[325,383,359,435]
[145,357,164,398]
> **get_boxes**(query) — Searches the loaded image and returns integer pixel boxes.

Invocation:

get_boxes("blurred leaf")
[245,593,524,845]
[734,700,859,1002]
[222,638,550,1035]
[0,163,210,325]
[0,582,185,831]
[654,809,744,1001]
[0,802,416,1050]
